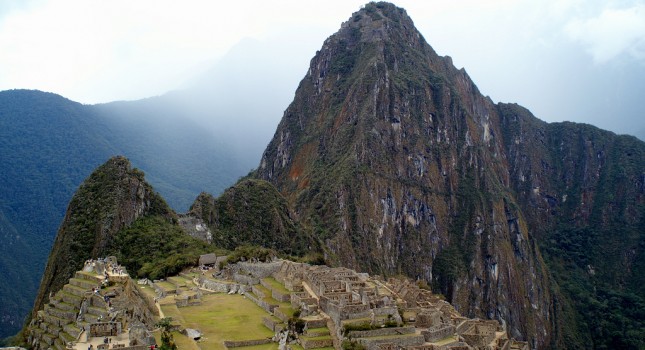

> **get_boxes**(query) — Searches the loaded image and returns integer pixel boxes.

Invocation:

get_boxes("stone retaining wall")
[272,289,290,303]
[199,277,234,293]
[245,292,277,314]
[262,316,284,332]
[132,284,157,318]
[176,299,202,308]
[304,318,327,329]
[348,326,416,339]
[273,307,290,322]
[252,285,267,298]
[301,337,333,349]
[108,275,129,284]
[150,283,166,298]
[223,338,272,348]
[357,334,425,350]
[235,261,282,278]
[233,273,259,285]
[422,324,455,342]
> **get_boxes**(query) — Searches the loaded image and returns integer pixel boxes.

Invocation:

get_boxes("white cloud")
[566,4,645,63]
[0,0,367,103]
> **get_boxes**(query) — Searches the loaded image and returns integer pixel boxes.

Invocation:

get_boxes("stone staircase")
[27,271,108,350]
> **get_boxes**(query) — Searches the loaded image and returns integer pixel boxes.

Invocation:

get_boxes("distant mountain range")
[0,88,258,338]
[4,2,645,349]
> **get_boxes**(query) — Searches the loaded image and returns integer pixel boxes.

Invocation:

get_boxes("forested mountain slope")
[0,89,250,338]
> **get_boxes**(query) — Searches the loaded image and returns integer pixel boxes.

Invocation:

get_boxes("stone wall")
[108,275,129,284]
[262,316,284,332]
[234,261,282,278]
[223,338,272,348]
[304,318,327,329]
[301,337,333,349]
[422,324,455,342]
[273,307,291,323]
[133,284,157,316]
[348,326,416,338]
[198,277,234,293]
[89,322,120,337]
[461,334,494,348]
[175,298,201,308]
[234,273,259,285]
[150,282,166,298]
[357,334,425,350]
[245,292,277,314]
[284,280,304,292]
[416,311,443,328]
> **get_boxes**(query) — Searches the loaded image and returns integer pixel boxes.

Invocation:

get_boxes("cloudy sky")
[0,0,643,139]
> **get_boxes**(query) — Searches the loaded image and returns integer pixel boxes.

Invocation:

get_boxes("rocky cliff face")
[30,156,173,319]
[256,2,644,349]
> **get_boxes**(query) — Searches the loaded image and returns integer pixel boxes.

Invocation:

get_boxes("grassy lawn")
[178,293,274,349]
[262,277,290,294]
[155,281,177,291]
[167,276,188,287]
[160,303,185,325]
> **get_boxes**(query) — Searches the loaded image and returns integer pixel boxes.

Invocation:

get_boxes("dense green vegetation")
[109,216,211,280]
[29,157,178,320]
[0,89,250,338]
[543,225,645,349]
[192,179,313,256]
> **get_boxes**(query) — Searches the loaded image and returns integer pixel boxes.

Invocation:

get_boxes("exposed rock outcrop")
[255,2,644,349]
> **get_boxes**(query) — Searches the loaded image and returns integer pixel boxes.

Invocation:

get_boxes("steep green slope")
[498,103,645,349]
[0,89,249,338]
[108,215,211,280]
[0,90,117,337]
[23,156,211,346]
[189,179,312,256]
[30,156,174,316]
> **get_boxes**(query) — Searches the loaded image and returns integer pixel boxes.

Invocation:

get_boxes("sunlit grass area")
[178,293,274,349]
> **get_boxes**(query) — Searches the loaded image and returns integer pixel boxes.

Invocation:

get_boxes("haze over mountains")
[1,2,644,349]
[0,23,325,338]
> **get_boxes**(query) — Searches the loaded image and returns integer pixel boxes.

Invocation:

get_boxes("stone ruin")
[198,259,530,350]
[26,257,156,350]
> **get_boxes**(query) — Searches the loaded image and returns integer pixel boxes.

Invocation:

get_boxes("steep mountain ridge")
[0,89,250,338]
[255,3,644,349]
[30,156,174,317]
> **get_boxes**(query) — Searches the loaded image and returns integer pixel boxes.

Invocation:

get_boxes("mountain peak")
[255,3,641,348]
[29,156,172,319]
[325,1,425,52]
